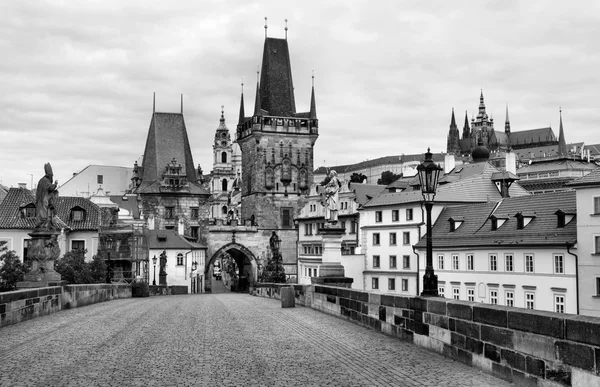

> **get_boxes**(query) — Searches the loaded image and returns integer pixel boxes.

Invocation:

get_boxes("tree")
[350,172,367,183]
[377,171,401,185]
[0,241,27,292]
[88,254,107,283]
[55,249,92,284]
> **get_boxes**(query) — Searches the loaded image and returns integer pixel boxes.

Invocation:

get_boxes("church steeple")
[558,108,567,156]
[447,108,460,155]
[309,72,317,120]
[258,37,296,116]
[238,81,245,125]
[253,76,262,116]
[462,110,470,139]
[505,105,511,134]
[477,89,487,119]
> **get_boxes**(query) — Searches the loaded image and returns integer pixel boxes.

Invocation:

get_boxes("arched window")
[222,206,228,215]
[221,151,227,163]
[222,179,228,191]
[177,253,184,266]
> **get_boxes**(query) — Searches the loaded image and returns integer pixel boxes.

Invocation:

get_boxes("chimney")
[444,154,456,173]
[178,218,185,236]
[18,183,27,189]
[505,151,516,175]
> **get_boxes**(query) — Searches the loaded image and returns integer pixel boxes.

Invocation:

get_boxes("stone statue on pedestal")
[159,250,167,286]
[322,170,341,225]
[35,163,59,230]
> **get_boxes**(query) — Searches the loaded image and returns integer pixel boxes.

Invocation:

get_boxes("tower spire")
[238,78,245,125]
[180,93,183,114]
[558,107,567,156]
[254,69,261,116]
[285,19,288,40]
[264,17,268,38]
[462,110,470,139]
[153,92,155,113]
[309,70,317,120]
[505,104,511,134]
[450,107,457,128]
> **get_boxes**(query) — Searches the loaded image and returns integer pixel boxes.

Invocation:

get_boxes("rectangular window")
[97,175,103,184]
[505,254,514,272]
[281,207,293,228]
[177,254,184,265]
[389,255,397,268]
[373,255,380,268]
[506,291,514,307]
[402,255,410,269]
[402,232,410,245]
[340,221,346,231]
[373,233,380,245]
[165,207,174,219]
[554,294,565,313]
[467,254,474,271]
[453,287,460,300]
[438,254,444,270]
[372,277,379,290]
[392,210,399,222]
[438,286,445,298]
[388,278,396,291]
[452,254,459,270]
[191,207,199,219]
[389,232,397,245]
[72,210,84,221]
[406,208,413,221]
[490,254,497,271]
[595,236,600,254]
[467,288,475,302]
[597,278,600,295]
[190,226,199,239]
[402,279,408,291]
[525,254,534,273]
[71,240,85,251]
[554,254,564,274]
[490,289,498,305]
[526,292,535,309]
[24,207,35,218]
[375,211,382,222]
[305,224,313,236]
[594,197,600,214]
[350,221,357,234]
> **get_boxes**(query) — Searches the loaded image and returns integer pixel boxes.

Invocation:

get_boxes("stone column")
[17,229,62,289]
[311,226,353,288]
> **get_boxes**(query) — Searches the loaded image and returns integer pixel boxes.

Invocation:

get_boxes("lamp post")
[152,255,157,286]
[417,148,443,296]
[105,236,113,284]
[191,260,198,293]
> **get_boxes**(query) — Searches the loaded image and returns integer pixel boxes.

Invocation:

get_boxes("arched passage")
[206,243,257,293]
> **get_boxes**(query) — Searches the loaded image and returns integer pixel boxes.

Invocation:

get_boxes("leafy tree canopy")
[377,171,401,185]
[0,241,27,292]
[350,172,367,183]
[55,249,107,285]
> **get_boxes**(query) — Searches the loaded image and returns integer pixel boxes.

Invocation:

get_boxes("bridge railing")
[254,283,600,387]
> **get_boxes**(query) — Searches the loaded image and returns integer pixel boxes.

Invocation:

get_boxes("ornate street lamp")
[105,236,113,284]
[152,255,157,286]
[192,260,198,271]
[417,148,443,296]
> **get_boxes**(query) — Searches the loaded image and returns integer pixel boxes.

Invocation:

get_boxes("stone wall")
[0,284,131,329]
[255,283,600,387]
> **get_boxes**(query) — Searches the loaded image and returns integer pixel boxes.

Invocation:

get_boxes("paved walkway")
[0,294,513,387]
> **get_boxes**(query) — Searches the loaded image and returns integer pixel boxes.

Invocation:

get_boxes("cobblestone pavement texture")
[0,294,514,387]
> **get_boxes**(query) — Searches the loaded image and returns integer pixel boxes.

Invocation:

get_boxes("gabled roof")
[415,191,576,249]
[136,112,209,195]
[509,127,556,147]
[259,38,296,117]
[566,169,600,187]
[0,188,103,231]
[349,183,386,206]
[146,229,206,250]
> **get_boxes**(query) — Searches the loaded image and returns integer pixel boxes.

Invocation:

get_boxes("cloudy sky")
[1,0,599,188]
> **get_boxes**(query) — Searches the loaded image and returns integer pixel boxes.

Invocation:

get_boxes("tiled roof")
[509,127,557,147]
[349,183,386,206]
[0,184,8,206]
[136,112,209,195]
[517,159,599,174]
[108,195,141,219]
[584,143,600,155]
[565,169,600,187]
[146,229,206,250]
[415,191,576,249]
[0,188,103,231]
[259,38,296,117]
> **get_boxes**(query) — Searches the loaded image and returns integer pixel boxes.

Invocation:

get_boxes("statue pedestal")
[312,226,353,288]
[17,228,62,289]
[159,273,167,286]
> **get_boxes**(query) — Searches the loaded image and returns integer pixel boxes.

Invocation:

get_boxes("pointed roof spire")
[259,35,296,116]
[285,19,288,40]
[450,107,457,128]
[238,78,245,125]
[253,69,261,116]
[309,70,317,120]
[558,107,567,156]
[505,104,511,133]
[180,93,183,114]
[153,92,155,113]
[463,110,470,137]
[478,89,486,117]
[264,17,268,38]
[218,105,227,130]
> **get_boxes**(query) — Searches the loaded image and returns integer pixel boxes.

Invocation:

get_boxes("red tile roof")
[566,169,600,187]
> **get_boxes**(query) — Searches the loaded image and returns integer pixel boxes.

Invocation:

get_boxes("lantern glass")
[152,255,157,265]
[417,148,443,201]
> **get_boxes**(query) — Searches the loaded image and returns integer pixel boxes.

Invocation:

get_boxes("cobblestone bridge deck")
[0,293,513,387]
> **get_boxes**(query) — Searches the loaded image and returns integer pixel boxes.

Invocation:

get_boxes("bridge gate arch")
[206,243,258,293]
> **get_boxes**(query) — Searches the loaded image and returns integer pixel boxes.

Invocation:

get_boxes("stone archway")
[206,243,257,293]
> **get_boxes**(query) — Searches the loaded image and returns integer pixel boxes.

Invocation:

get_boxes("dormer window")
[71,206,86,221]
[515,212,536,230]
[21,203,36,218]
[448,217,464,232]
[489,215,507,231]
[555,210,575,228]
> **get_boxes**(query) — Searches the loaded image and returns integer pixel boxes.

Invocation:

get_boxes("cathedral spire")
[238,79,245,125]
[450,107,457,128]
[309,71,317,119]
[505,104,511,134]
[447,108,460,155]
[478,89,486,117]
[462,110,470,139]
[558,107,567,156]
